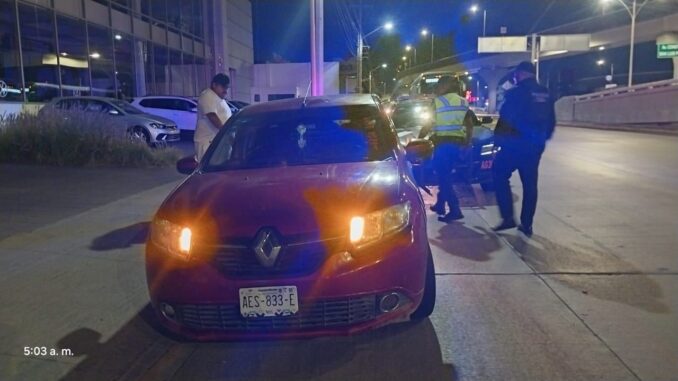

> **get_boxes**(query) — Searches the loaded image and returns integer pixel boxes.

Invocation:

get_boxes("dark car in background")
[391,97,497,191]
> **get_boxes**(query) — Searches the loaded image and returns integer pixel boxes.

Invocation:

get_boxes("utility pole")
[604,0,649,87]
[357,35,363,93]
[310,0,324,95]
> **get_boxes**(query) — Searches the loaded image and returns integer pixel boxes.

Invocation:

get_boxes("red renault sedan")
[145,94,436,340]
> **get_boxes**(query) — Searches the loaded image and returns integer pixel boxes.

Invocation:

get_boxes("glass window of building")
[0,0,23,102]
[183,54,196,97]
[195,56,208,93]
[111,0,129,13]
[169,49,182,95]
[191,0,203,38]
[113,32,135,100]
[140,40,153,95]
[153,44,168,95]
[150,0,167,24]
[19,3,59,102]
[87,24,116,98]
[57,16,90,97]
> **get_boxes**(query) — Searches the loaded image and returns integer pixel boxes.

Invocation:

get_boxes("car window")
[204,105,396,171]
[84,100,112,113]
[173,99,194,111]
[110,100,144,114]
[139,98,163,108]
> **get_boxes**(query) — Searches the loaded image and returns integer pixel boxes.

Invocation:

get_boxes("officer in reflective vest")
[430,76,474,223]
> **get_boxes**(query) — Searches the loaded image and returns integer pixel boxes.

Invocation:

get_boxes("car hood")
[126,113,177,125]
[158,161,403,243]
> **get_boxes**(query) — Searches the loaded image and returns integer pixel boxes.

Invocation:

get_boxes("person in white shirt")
[194,74,232,161]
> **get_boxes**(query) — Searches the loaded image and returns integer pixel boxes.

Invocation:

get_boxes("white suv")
[131,96,239,134]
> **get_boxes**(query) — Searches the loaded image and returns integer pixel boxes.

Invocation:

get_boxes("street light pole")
[357,22,393,93]
[603,0,649,87]
[483,9,487,36]
[368,63,387,94]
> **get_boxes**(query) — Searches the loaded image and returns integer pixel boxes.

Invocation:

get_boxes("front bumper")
[145,219,429,340]
[149,128,180,143]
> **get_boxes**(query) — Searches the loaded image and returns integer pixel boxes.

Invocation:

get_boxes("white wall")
[251,62,340,102]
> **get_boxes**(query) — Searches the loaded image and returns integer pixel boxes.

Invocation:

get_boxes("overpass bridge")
[396,12,678,113]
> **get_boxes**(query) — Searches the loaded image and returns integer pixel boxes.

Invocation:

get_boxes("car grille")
[205,238,342,279]
[175,295,377,331]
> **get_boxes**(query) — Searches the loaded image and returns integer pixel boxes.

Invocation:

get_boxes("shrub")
[0,111,182,167]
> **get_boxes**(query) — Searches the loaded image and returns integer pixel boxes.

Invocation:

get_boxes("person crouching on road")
[492,61,556,237]
[430,76,474,223]
[194,74,232,162]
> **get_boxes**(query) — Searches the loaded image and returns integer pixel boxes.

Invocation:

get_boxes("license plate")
[481,160,493,169]
[239,286,298,318]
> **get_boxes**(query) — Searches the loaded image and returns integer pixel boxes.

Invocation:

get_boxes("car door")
[170,99,197,131]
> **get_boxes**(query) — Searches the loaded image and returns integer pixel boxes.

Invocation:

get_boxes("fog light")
[161,303,176,319]
[379,293,401,312]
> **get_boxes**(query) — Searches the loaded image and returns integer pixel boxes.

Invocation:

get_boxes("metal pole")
[611,63,615,78]
[628,0,636,87]
[368,71,372,94]
[430,34,435,63]
[483,10,486,37]
[14,0,26,102]
[357,35,363,93]
[414,48,417,65]
[310,0,324,95]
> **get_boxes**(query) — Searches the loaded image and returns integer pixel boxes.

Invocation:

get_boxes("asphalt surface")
[0,127,676,381]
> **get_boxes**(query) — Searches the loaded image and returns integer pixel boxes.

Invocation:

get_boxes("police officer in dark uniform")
[492,61,555,237]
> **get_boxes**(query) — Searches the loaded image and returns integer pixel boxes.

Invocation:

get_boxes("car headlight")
[149,122,166,129]
[481,143,495,156]
[150,218,192,260]
[350,202,411,247]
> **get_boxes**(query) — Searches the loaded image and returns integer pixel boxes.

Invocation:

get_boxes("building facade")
[0,0,253,106]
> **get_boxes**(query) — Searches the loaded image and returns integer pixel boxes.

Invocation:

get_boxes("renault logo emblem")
[253,228,282,268]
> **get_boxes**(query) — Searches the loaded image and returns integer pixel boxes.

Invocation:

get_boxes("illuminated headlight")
[384,106,393,115]
[350,202,411,247]
[149,122,166,129]
[150,218,192,260]
[481,143,495,156]
[418,111,431,120]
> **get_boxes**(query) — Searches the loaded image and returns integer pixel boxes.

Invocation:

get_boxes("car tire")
[129,126,151,145]
[411,247,436,320]
[480,182,495,192]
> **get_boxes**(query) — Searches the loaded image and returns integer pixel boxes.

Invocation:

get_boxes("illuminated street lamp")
[600,0,649,86]
[357,21,395,93]
[470,4,487,36]
[368,63,388,94]
[405,44,417,66]
[421,28,435,63]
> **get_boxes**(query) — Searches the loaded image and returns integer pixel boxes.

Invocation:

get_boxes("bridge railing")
[556,78,678,125]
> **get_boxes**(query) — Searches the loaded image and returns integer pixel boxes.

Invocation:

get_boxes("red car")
[145,94,436,340]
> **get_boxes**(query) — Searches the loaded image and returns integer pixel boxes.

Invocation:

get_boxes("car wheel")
[480,182,495,192]
[411,247,436,320]
[129,126,151,145]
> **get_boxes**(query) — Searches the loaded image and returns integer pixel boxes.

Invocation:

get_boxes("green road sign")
[657,43,678,59]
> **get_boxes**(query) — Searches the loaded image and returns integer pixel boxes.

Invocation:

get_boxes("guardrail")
[556,78,678,126]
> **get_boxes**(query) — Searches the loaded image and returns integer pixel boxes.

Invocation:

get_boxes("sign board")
[478,37,527,53]
[500,26,507,35]
[657,44,678,58]
[540,34,590,52]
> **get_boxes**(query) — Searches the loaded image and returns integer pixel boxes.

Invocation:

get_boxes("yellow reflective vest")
[433,93,469,139]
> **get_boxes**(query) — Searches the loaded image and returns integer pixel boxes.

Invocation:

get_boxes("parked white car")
[131,96,240,134]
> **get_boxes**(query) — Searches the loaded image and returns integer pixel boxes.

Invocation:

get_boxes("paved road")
[0,127,676,381]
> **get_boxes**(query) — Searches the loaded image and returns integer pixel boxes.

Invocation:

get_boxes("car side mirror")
[176,156,198,174]
[480,116,493,124]
[108,109,120,116]
[405,139,434,163]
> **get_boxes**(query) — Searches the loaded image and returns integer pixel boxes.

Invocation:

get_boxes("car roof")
[50,96,123,103]
[241,94,379,115]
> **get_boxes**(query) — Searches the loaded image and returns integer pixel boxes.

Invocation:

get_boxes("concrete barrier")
[0,102,44,119]
[555,79,678,127]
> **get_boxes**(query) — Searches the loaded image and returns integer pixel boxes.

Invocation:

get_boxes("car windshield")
[110,100,145,115]
[392,100,434,131]
[204,105,395,171]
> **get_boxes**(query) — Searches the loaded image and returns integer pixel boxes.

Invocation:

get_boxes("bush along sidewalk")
[0,111,182,167]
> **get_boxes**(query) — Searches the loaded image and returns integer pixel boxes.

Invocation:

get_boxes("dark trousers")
[493,142,543,227]
[433,141,461,213]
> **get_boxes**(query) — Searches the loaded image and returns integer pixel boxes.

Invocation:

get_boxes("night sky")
[251,0,678,64]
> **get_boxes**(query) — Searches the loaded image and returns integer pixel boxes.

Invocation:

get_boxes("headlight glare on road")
[151,218,192,260]
[350,202,410,248]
